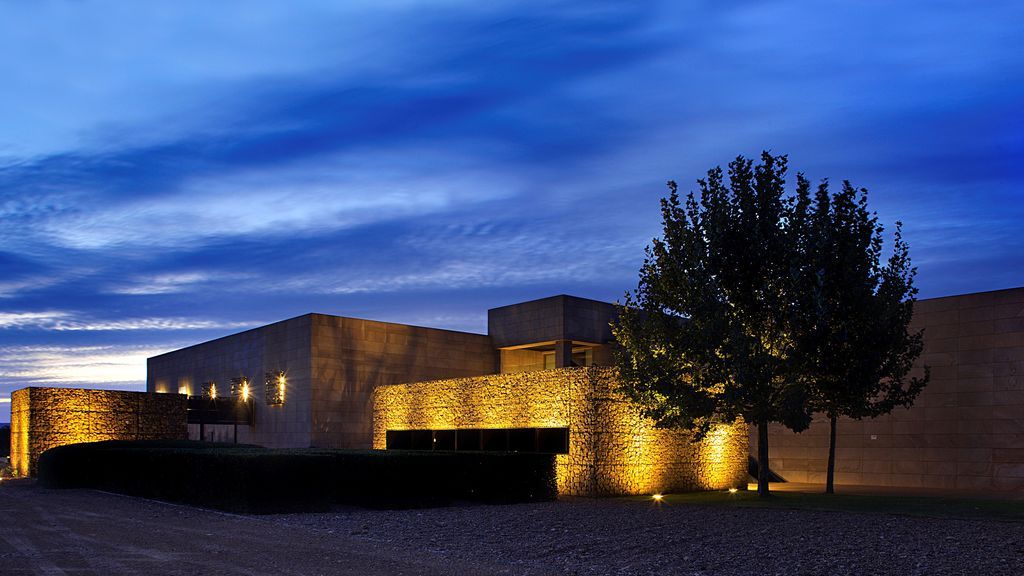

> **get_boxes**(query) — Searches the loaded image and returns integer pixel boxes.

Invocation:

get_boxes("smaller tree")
[791,177,929,494]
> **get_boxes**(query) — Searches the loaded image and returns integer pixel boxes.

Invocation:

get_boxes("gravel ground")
[0,480,500,575]
[272,497,1024,576]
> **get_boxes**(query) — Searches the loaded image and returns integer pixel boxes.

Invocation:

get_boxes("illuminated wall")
[373,367,749,496]
[9,387,187,477]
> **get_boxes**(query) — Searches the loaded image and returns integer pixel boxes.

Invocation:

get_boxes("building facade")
[145,295,750,495]
[15,288,1019,494]
[758,287,1024,491]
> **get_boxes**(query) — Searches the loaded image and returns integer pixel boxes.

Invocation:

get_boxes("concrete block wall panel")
[147,315,314,449]
[9,387,186,477]
[309,314,497,449]
[752,287,1024,491]
[488,295,619,348]
[373,367,748,496]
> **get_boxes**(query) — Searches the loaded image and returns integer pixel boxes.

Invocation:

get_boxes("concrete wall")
[148,313,495,450]
[373,367,749,496]
[310,314,496,449]
[147,315,313,448]
[10,387,186,476]
[754,287,1024,491]
[488,295,619,347]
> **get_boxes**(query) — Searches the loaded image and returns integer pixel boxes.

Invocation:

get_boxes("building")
[13,288,1023,494]
[144,288,1024,494]
[145,295,750,495]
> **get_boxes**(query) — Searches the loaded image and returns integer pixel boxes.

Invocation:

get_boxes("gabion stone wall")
[373,367,749,496]
[10,387,187,477]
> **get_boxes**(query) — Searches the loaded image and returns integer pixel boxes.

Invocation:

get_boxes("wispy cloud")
[0,311,257,332]
[0,344,170,389]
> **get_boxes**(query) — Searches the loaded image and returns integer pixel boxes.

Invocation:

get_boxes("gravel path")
[0,480,502,575]
[272,497,1024,576]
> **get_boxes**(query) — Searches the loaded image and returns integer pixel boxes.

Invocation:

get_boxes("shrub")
[314,449,557,507]
[37,441,557,513]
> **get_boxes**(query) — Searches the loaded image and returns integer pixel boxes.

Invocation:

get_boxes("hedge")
[37,440,557,513]
[0,425,9,458]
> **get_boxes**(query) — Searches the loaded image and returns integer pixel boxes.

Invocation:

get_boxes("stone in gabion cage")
[230,376,250,400]
[265,371,285,405]
[201,381,218,399]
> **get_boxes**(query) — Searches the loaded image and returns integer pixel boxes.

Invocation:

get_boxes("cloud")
[0,3,659,254]
[0,311,257,332]
[0,344,170,389]
[106,271,258,295]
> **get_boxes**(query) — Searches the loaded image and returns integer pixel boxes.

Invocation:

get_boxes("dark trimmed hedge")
[37,440,556,513]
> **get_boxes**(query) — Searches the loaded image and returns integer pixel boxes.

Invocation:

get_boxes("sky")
[1,1,1022,422]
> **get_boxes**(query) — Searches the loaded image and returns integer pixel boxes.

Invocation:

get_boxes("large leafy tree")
[613,152,812,498]
[792,178,928,494]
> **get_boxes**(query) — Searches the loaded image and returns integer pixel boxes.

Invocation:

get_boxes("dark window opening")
[385,427,569,454]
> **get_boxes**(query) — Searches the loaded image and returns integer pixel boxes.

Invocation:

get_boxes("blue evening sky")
[1,1,1022,422]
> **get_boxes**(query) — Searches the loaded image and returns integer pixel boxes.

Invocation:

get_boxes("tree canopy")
[614,152,926,497]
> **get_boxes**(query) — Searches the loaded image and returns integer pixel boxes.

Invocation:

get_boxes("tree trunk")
[826,414,837,494]
[757,419,770,498]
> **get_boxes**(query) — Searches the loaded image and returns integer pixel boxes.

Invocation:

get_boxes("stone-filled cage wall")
[10,387,187,476]
[373,367,749,496]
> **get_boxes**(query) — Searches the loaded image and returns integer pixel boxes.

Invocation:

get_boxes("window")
[385,427,569,454]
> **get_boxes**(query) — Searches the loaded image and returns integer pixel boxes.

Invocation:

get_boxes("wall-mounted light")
[231,377,250,402]
[265,371,286,405]
[202,381,217,399]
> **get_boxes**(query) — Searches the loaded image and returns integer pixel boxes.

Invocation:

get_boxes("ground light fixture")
[728,488,738,494]
[652,493,664,502]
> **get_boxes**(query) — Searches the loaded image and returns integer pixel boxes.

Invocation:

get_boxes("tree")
[791,177,928,494]
[613,152,812,498]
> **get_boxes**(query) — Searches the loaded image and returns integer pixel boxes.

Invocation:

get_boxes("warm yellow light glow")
[372,367,749,496]
[278,373,286,402]
[178,385,188,394]
[652,493,664,501]
[728,488,738,494]
[209,383,217,398]
[241,382,250,402]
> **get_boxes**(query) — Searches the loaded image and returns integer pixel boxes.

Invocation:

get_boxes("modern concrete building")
[147,289,1024,494]
[145,295,751,495]
[14,289,1022,494]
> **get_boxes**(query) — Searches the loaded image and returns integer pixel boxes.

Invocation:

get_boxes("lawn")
[635,489,1024,523]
